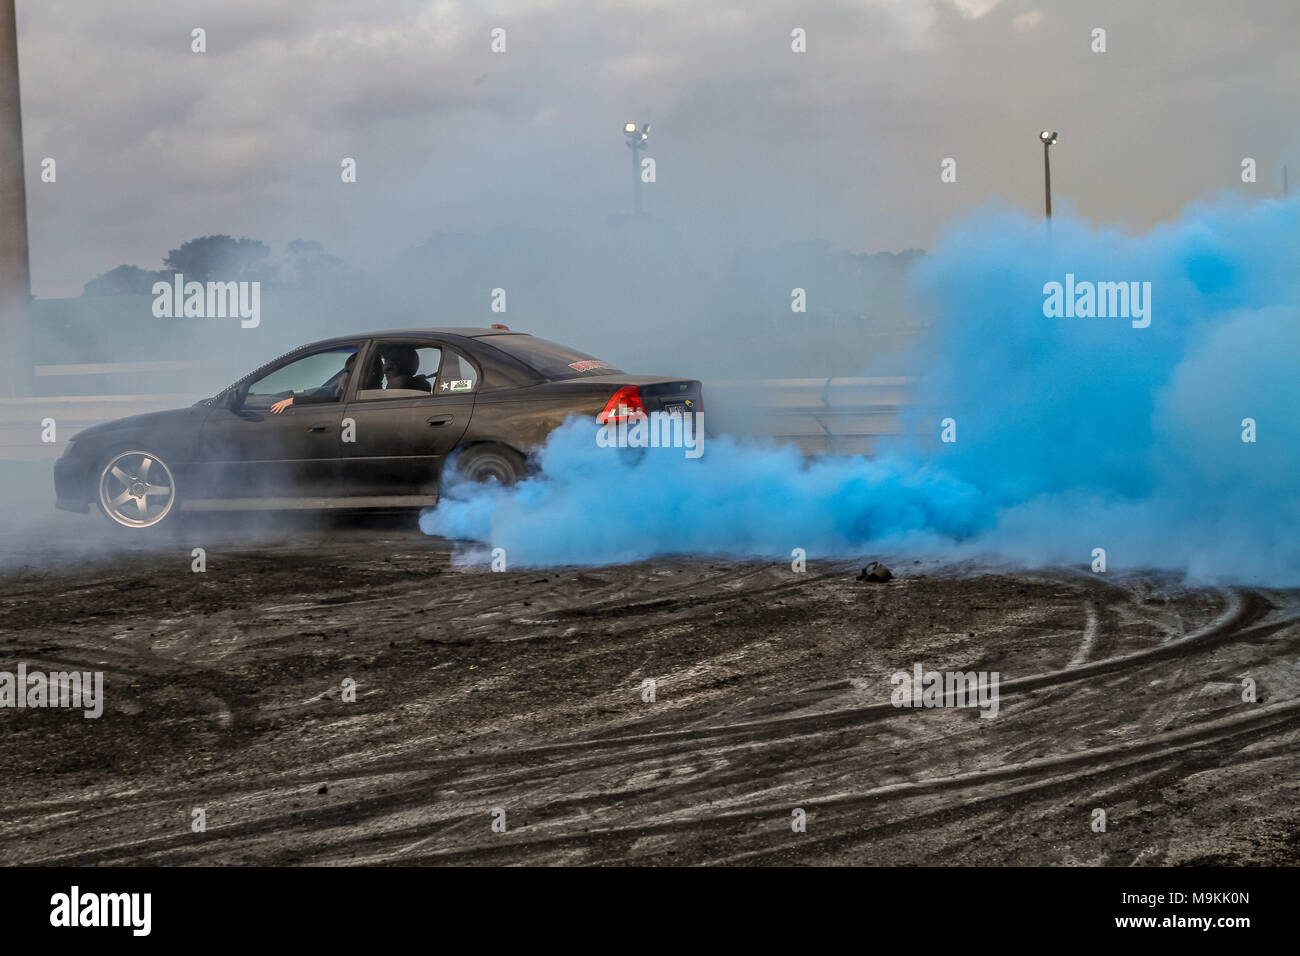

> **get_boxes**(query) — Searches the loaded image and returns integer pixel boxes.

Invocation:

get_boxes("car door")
[192,343,362,502]
[338,339,477,500]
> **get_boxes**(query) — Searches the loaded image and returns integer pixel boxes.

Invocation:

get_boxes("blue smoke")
[422,195,1300,583]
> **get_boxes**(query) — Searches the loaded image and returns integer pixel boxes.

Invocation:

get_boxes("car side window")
[244,347,359,408]
[355,344,442,401]
[436,349,479,394]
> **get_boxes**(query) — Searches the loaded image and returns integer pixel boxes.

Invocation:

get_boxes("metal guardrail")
[0,393,199,461]
[0,365,917,461]
[35,360,207,377]
[32,360,214,398]
[707,376,914,455]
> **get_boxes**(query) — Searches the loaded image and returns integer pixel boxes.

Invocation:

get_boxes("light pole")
[0,0,31,397]
[624,122,649,214]
[1039,130,1057,220]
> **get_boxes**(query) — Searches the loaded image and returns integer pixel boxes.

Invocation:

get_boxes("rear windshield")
[485,334,624,380]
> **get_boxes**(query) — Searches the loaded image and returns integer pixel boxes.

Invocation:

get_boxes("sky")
[15,0,1300,298]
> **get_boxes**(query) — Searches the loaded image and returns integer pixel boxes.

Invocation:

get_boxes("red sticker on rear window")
[568,360,614,372]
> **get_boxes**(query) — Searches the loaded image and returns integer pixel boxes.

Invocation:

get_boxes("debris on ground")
[857,561,893,582]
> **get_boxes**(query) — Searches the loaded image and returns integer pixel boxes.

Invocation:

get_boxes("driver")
[270,351,357,414]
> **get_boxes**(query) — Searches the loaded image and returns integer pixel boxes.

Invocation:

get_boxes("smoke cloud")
[423,195,1300,584]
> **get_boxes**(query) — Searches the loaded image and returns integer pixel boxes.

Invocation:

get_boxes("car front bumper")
[54,448,93,513]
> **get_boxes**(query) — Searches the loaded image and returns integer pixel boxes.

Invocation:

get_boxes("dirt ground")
[2,514,1298,866]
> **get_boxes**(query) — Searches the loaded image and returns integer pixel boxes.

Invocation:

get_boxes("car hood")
[71,405,208,444]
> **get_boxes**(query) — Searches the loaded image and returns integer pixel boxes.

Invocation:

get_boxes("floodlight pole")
[1042,140,1052,219]
[624,123,649,215]
[632,138,641,214]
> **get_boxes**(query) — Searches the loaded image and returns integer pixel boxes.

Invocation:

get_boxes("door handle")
[427,415,454,426]
[308,424,329,432]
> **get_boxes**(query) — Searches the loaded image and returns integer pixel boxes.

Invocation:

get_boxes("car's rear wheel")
[454,445,526,486]
[97,449,180,530]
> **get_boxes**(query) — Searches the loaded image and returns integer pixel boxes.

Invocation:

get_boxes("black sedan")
[54,327,703,531]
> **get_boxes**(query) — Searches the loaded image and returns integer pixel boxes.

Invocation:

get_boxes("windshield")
[485,334,623,380]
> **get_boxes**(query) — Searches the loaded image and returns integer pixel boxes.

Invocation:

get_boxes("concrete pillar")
[0,0,32,398]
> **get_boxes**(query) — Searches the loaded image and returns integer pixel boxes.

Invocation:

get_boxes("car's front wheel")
[97,449,180,530]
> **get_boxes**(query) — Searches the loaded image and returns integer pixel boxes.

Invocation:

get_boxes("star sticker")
[440,381,450,390]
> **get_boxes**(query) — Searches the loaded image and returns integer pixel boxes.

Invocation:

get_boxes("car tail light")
[597,386,647,424]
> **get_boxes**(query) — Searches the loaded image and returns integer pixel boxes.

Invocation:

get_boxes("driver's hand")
[271,398,294,414]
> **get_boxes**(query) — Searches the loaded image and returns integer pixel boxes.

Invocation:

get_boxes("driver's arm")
[269,358,354,414]
[270,391,340,413]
